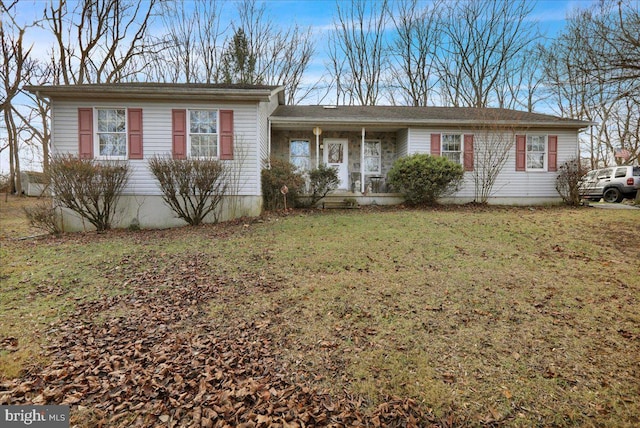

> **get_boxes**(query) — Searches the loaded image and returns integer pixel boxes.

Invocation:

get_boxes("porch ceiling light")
[313,126,322,136]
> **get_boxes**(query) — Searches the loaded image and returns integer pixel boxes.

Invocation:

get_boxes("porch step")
[321,199,360,209]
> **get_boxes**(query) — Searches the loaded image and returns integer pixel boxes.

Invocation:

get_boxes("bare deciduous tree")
[145,0,314,103]
[389,0,442,106]
[579,0,640,89]
[233,0,315,104]
[1,2,35,194]
[145,0,224,84]
[436,0,538,108]
[543,3,640,168]
[327,0,390,106]
[44,0,158,84]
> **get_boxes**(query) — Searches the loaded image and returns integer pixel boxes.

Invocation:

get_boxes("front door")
[323,139,349,190]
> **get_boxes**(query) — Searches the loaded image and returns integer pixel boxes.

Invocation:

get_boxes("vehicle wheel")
[602,187,623,203]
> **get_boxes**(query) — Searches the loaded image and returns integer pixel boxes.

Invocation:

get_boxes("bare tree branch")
[327,0,390,106]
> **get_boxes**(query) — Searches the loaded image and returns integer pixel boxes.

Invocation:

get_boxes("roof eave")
[25,85,281,102]
[270,117,593,129]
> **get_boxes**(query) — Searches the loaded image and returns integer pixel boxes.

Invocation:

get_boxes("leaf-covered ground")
[4,258,441,427]
[1,202,639,427]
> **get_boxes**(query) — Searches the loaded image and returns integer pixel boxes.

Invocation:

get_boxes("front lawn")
[1,204,639,426]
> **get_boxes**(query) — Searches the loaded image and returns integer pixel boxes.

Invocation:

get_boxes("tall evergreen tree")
[220,29,259,84]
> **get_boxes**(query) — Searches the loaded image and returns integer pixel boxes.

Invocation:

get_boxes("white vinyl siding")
[396,128,409,157]
[406,128,431,153]
[52,99,262,196]
[405,127,579,199]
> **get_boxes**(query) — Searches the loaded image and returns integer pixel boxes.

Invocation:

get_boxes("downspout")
[361,127,365,193]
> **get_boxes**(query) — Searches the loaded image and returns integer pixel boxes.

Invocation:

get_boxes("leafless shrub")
[556,158,588,206]
[49,154,130,232]
[24,199,62,235]
[148,156,229,226]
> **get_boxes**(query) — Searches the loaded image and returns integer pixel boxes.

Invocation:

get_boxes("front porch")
[270,128,401,195]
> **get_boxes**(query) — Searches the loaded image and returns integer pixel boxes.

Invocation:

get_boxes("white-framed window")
[290,139,311,171]
[527,135,546,170]
[189,109,218,158]
[442,134,462,164]
[96,108,127,158]
[364,140,381,174]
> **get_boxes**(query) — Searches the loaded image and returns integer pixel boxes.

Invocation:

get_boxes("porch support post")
[361,127,365,193]
[315,132,320,168]
[313,127,321,168]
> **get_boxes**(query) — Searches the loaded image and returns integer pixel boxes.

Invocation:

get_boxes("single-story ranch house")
[27,83,591,231]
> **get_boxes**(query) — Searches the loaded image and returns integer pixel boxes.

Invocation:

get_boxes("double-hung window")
[442,134,462,164]
[96,108,127,157]
[527,135,546,170]
[290,139,311,171]
[189,110,218,158]
[364,140,381,174]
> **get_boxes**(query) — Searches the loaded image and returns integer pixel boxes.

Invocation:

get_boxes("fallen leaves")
[0,260,448,427]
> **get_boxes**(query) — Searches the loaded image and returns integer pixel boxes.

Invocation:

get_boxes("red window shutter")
[515,134,526,171]
[464,134,474,171]
[548,135,558,172]
[128,108,143,159]
[219,110,234,160]
[172,109,187,159]
[430,133,441,156]
[78,108,93,159]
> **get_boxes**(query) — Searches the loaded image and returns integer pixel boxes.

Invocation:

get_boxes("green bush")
[306,163,340,207]
[261,158,306,211]
[387,154,464,205]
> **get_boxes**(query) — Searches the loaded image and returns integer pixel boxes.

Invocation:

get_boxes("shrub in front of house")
[387,154,464,205]
[24,199,62,235]
[148,156,229,226]
[555,157,588,206]
[306,163,340,207]
[49,154,130,232]
[261,158,306,210]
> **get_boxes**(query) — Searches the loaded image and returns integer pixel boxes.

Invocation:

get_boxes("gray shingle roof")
[271,105,592,129]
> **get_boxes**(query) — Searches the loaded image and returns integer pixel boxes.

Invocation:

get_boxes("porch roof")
[270,105,593,130]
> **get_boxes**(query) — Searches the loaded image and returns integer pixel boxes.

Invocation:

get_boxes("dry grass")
[0,194,50,239]
[1,199,639,426]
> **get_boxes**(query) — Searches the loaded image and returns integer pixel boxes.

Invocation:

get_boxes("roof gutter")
[24,85,280,102]
[269,117,595,130]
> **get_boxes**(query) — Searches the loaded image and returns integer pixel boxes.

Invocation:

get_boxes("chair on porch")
[367,175,384,193]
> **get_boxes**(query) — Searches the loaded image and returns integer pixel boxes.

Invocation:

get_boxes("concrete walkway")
[588,202,640,210]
